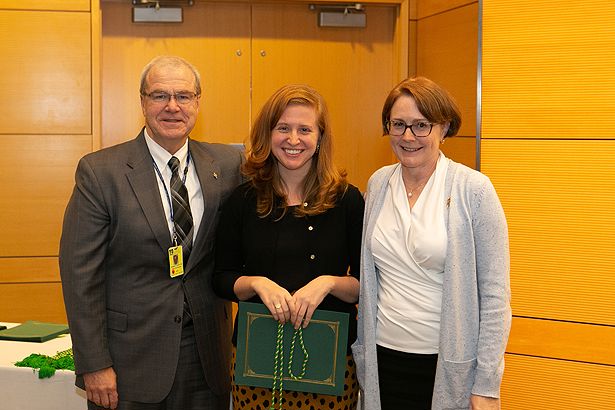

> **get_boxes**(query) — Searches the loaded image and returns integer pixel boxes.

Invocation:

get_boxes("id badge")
[168,246,185,278]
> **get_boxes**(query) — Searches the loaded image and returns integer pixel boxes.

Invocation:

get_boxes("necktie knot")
[168,156,180,175]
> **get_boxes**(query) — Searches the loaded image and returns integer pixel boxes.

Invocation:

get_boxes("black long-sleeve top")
[213,181,365,350]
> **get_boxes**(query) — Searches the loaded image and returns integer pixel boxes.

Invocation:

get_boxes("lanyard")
[152,152,191,244]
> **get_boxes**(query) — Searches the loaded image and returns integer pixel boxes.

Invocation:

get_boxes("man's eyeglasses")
[386,120,434,137]
[142,91,199,105]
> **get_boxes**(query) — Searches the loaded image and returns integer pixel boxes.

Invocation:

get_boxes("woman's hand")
[290,276,335,329]
[290,275,360,329]
[470,394,500,410]
[249,277,294,323]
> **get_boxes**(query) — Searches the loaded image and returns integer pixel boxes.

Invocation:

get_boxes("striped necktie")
[168,156,193,261]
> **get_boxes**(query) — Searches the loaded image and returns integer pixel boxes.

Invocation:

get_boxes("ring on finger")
[274,303,282,309]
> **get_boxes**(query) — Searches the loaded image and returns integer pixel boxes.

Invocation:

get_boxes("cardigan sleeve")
[471,178,512,397]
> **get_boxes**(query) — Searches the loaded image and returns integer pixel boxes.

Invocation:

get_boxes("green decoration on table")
[14,348,74,379]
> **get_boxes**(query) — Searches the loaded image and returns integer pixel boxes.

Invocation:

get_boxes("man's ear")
[140,95,147,116]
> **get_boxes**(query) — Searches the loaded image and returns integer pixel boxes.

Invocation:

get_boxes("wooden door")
[101,1,406,188]
[251,3,400,190]
[101,1,251,147]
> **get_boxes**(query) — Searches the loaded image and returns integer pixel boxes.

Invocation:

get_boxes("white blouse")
[372,153,449,354]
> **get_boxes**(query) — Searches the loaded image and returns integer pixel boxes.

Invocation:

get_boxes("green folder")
[235,301,349,396]
[0,321,69,343]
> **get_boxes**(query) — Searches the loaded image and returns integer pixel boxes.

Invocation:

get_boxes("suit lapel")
[126,132,172,253]
[185,140,221,274]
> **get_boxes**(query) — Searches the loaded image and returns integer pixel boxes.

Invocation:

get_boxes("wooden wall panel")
[416,3,477,138]
[0,0,89,11]
[0,283,67,324]
[416,0,474,18]
[0,135,91,257]
[508,317,615,366]
[101,1,251,147]
[483,1,615,405]
[91,2,102,151]
[0,10,91,135]
[407,19,418,77]
[0,258,59,284]
[0,258,64,324]
[481,139,615,326]
[251,4,398,191]
[393,1,411,83]
[482,0,615,139]
[0,1,96,324]
[440,136,475,169]
[501,354,615,409]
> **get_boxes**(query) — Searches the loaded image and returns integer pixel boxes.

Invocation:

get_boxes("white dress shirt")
[144,130,204,243]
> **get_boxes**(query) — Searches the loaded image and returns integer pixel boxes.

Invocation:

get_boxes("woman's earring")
[315,143,320,153]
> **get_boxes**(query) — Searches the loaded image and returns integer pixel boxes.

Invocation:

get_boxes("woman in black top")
[213,84,364,410]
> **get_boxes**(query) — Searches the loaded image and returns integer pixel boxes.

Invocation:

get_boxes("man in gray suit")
[59,56,242,410]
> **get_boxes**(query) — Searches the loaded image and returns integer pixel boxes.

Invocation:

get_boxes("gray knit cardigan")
[352,159,511,410]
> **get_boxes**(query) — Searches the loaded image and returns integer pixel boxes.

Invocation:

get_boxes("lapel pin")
[212,172,218,179]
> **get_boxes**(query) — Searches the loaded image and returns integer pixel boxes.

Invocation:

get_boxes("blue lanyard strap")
[152,152,191,242]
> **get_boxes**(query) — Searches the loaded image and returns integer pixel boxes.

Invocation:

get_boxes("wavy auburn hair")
[242,84,347,219]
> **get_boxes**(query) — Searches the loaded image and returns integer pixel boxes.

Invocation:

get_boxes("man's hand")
[470,394,500,410]
[83,367,118,409]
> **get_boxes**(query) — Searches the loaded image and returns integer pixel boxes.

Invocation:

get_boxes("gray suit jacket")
[59,131,243,402]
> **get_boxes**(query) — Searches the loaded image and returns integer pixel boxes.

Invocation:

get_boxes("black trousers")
[88,322,228,410]
[376,344,438,410]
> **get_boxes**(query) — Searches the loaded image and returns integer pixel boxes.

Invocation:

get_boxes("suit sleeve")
[59,157,114,375]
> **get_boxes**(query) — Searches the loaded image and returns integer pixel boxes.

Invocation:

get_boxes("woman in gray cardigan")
[352,77,511,410]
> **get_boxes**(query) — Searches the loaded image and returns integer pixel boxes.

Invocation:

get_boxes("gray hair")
[139,55,201,96]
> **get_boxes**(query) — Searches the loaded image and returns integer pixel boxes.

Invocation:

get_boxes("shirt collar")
[144,129,189,176]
